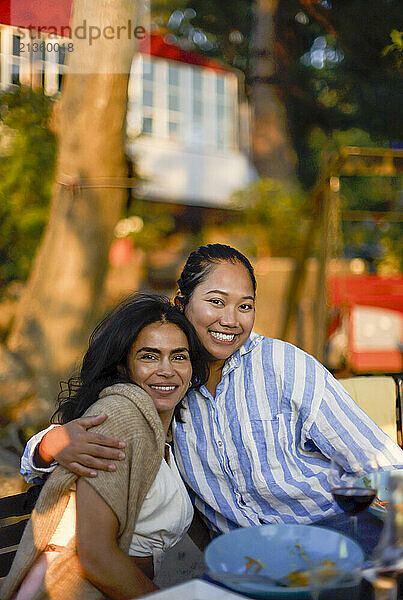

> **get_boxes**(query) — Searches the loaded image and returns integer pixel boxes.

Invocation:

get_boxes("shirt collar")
[221,331,262,376]
[193,332,264,400]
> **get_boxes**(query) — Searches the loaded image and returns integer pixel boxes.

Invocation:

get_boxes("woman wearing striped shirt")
[21,244,403,556]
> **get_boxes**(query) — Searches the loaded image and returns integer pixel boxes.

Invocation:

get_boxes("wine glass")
[329,451,380,539]
[370,471,403,596]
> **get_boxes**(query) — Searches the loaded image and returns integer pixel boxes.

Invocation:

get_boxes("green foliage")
[383,30,403,70]
[277,0,403,186]
[309,127,402,272]
[152,2,402,270]
[127,199,177,249]
[231,178,308,258]
[308,127,389,177]
[0,87,56,291]
[152,0,253,70]
[156,2,402,183]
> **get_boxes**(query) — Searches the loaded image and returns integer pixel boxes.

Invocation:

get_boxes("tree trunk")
[249,0,296,178]
[0,0,142,428]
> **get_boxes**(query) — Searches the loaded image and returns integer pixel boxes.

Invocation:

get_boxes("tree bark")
[0,0,142,427]
[249,0,296,178]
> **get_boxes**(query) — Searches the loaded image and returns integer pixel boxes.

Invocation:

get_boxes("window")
[168,92,179,111]
[12,35,20,56]
[191,68,204,145]
[142,58,154,107]
[143,87,153,106]
[11,35,21,86]
[58,45,66,65]
[165,63,181,139]
[168,65,179,86]
[168,120,179,138]
[192,71,203,119]
[137,57,155,137]
[142,116,153,135]
[168,64,180,114]
[142,59,154,81]
[193,98,202,118]
[193,70,202,91]
[11,63,19,84]
[216,76,227,149]
[216,75,225,95]
[133,58,239,151]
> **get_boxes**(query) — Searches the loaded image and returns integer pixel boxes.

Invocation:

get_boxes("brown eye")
[208,298,224,306]
[240,303,254,311]
[173,354,190,361]
[140,354,157,360]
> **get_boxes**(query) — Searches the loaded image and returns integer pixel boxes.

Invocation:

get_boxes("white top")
[48,445,193,575]
[129,444,193,571]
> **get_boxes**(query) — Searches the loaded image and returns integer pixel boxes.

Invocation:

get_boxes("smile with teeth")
[150,385,176,391]
[210,331,236,342]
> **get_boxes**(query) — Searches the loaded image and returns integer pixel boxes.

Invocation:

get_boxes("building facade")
[1,24,255,209]
[0,25,67,95]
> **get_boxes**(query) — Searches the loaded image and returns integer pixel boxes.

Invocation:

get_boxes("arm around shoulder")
[20,424,60,483]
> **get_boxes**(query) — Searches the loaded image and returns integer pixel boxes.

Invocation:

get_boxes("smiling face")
[184,261,255,364]
[129,321,192,425]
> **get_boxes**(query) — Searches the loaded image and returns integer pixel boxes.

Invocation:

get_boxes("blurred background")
[0,0,402,490]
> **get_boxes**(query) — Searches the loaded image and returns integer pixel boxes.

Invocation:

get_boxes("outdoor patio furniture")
[0,486,41,581]
[339,375,403,448]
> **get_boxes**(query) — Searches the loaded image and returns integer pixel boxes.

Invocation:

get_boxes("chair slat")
[0,485,42,520]
[393,374,403,448]
[338,375,399,444]
[0,549,18,578]
[0,492,30,519]
[0,519,30,548]
[0,487,41,579]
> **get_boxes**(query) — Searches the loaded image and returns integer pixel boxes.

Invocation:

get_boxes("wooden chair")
[395,374,403,447]
[338,375,403,448]
[0,486,41,581]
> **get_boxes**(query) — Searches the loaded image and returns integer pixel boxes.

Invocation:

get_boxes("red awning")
[328,275,403,314]
[0,0,72,35]
[139,33,232,72]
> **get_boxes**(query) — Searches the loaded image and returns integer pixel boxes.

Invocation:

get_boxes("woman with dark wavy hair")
[19,245,403,560]
[1,293,208,600]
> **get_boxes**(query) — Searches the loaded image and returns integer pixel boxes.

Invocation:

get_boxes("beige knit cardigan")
[0,383,166,600]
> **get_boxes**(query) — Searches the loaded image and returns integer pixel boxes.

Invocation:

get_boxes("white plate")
[141,579,246,599]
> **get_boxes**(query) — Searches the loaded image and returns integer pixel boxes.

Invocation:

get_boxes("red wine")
[332,487,377,515]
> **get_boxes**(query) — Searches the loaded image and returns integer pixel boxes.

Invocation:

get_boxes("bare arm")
[37,415,126,477]
[76,478,158,599]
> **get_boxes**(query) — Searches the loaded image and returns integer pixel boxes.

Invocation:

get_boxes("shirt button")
[217,441,223,447]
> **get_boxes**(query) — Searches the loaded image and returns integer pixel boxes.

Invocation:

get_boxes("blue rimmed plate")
[204,524,364,599]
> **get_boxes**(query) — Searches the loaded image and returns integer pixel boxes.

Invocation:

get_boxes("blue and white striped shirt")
[21,333,403,534]
[172,332,403,535]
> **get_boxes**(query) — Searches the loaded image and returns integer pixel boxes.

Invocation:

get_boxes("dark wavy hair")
[176,243,256,309]
[52,293,209,424]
